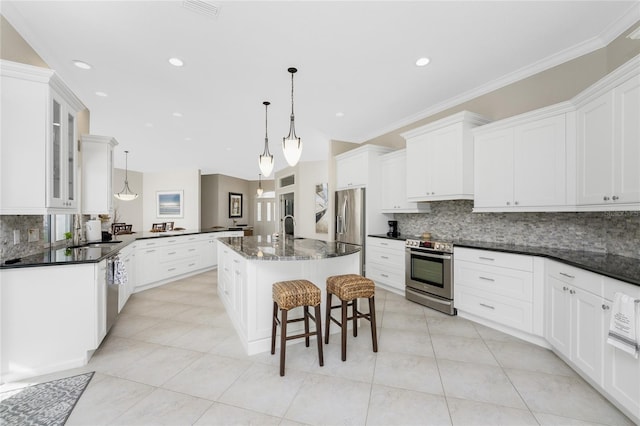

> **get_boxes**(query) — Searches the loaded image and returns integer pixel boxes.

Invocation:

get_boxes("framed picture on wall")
[229,192,243,218]
[157,190,184,218]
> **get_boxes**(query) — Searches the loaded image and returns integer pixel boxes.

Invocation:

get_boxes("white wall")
[112,168,143,233]
[143,168,201,231]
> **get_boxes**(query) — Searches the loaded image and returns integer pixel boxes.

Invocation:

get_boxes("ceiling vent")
[182,0,220,19]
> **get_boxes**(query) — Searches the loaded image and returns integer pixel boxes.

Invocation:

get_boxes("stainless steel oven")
[405,239,456,315]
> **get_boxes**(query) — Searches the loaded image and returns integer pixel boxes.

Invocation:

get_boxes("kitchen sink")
[68,241,122,249]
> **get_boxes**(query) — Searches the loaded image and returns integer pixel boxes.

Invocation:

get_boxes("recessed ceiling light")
[185,137,192,141]
[225,147,232,151]
[168,57,184,67]
[145,123,154,128]
[72,60,92,70]
[95,91,108,97]
[336,112,344,118]
[172,112,183,117]
[415,57,431,67]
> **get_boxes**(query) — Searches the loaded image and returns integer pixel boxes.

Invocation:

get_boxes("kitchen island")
[217,236,361,355]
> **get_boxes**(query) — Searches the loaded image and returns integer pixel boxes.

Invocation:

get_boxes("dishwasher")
[106,255,120,332]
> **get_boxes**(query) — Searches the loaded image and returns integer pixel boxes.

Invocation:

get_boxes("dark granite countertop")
[0,228,244,269]
[368,234,639,286]
[218,235,361,261]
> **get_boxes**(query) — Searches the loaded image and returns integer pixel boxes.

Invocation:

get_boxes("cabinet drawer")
[546,259,602,296]
[455,260,533,302]
[367,237,405,251]
[454,247,533,271]
[366,263,404,292]
[367,245,404,268]
[455,285,533,333]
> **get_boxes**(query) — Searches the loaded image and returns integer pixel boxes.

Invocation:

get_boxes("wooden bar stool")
[271,279,324,376]
[324,274,378,361]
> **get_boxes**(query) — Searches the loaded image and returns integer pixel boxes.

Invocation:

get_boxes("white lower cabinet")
[365,237,406,295]
[134,232,241,291]
[454,247,543,339]
[217,244,247,330]
[545,260,640,423]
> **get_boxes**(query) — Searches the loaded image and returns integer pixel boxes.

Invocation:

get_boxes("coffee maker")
[387,220,399,238]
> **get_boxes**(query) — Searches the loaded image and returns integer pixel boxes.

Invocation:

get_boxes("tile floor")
[4,269,635,425]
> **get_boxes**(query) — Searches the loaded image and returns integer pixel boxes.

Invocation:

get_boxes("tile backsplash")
[0,215,47,260]
[395,200,640,258]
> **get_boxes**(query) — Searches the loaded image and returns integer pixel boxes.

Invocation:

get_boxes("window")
[256,202,262,222]
[51,214,72,243]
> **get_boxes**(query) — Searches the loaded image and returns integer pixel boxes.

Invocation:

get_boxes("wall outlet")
[13,229,20,245]
[28,228,39,242]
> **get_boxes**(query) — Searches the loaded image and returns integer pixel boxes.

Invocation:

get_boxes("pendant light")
[114,150,138,201]
[256,173,264,197]
[258,101,274,177]
[282,67,302,167]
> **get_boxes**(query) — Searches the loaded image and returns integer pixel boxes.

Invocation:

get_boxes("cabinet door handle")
[188,263,196,267]
[168,267,176,272]
[146,249,156,253]
[189,248,196,252]
[168,251,176,255]
[479,256,495,261]
[479,276,495,282]
[562,286,569,291]
[479,303,495,310]
[380,242,388,246]
[380,256,389,260]
[569,289,576,295]
[559,272,575,279]
[612,195,619,201]
[381,273,389,278]
[233,260,240,264]
[603,196,610,201]
[602,304,610,310]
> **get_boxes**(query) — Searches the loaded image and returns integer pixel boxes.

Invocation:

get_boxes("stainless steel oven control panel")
[405,238,453,253]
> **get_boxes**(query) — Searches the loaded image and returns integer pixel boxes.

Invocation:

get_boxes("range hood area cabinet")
[81,135,118,214]
[473,104,574,212]
[380,149,430,213]
[0,60,85,215]
[402,111,491,202]
[574,57,640,210]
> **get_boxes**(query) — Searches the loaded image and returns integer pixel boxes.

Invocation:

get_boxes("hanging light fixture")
[282,67,302,167]
[258,101,274,177]
[114,150,138,201]
[256,173,264,197]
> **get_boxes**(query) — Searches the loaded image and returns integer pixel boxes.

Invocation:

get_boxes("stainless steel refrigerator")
[335,187,365,274]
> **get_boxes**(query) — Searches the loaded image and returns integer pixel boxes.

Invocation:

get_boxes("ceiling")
[2,1,639,180]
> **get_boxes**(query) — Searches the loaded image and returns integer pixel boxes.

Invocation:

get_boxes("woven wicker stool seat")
[271,280,323,376]
[325,274,378,362]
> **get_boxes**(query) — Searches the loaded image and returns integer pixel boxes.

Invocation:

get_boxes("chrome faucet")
[282,215,295,236]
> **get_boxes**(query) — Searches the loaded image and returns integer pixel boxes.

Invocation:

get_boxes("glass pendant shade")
[282,67,302,167]
[257,174,264,197]
[114,150,138,201]
[258,101,274,177]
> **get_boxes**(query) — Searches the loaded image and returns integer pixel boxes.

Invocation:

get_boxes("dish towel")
[607,292,640,359]
[113,256,128,286]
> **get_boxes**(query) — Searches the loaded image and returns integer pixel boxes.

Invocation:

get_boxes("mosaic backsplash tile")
[394,200,640,258]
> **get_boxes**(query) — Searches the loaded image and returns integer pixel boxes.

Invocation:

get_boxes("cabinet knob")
[562,286,569,291]
[514,201,519,206]
[601,304,610,310]
[569,289,576,295]
[612,195,619,201]
[603,196,610,201]
[506,201,511,206]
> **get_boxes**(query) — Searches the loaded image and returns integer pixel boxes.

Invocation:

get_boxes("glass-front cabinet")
[48,93,78,210]
[0,60,84,214]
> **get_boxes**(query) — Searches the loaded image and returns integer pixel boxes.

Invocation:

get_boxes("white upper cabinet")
[380,150,430,213]
[474,109,570,211]
[402,111,490,202]
[576,67,640,208]
[82,135,118,214]
[335,144,393,190]
[1,60,85,214]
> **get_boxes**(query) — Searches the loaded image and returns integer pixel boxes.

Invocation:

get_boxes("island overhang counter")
[217,236,361,355]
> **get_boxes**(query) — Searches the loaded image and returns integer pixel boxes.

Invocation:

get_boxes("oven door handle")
[408,251,452,261]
